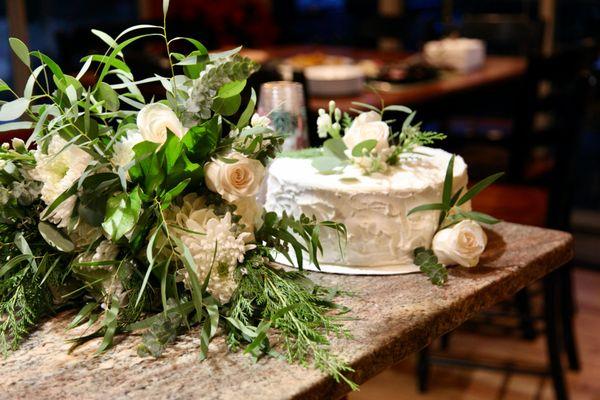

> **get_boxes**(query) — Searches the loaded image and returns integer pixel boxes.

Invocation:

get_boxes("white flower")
[232,196,263,238]
[204,152,266,203]
[111,129,143,169]
[250,113,271,128]
[343,111,389,153]
[137,103,186,144]
[31,135,92,228]
[431,220,488,267]
[166,194,254,304]
[316,112,332,138]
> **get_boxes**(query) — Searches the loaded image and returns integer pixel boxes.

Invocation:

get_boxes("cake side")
[264,147,468,267]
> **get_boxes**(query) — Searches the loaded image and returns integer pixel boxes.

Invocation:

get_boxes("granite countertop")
[0,222,573,400]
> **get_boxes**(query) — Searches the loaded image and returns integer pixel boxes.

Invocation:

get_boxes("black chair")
[416,43,596,400]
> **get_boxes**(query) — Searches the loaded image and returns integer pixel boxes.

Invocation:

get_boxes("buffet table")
[260,45,527,112]
[0,222,572,400]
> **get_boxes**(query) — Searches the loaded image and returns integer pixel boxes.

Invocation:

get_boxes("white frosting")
[264,147,468,267]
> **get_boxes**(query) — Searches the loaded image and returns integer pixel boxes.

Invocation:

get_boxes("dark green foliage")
[227,252,356,389]
[413,247,448,286]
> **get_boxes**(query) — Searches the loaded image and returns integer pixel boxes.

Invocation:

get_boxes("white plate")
[273,253,420,276]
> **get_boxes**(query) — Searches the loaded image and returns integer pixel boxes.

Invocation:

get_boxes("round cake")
[264,147,468,268]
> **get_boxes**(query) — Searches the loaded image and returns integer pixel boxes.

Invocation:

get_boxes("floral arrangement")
[297,100,503,285]
[0,3,356,388]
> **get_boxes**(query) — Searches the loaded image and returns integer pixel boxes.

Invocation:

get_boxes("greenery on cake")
[0,1,357,389]
[281,100,446,175]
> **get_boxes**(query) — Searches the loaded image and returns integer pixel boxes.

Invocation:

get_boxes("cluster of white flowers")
[166,194,255,304]
[316,100,342,139]
[31,135,93,228]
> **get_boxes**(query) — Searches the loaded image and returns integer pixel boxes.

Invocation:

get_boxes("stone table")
[0,223,573,400]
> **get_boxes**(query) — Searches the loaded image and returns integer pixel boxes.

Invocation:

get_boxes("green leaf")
[383,104,412,114]
[101,188,142,241]
[459,211,501,225]
[68,303,98,330]
[0,121,34,132]
[407,203,447,216]
[199,296,219,360]
[182,117,220,162]
[38,222,75,253]
[161,178,190,207]
[31,51,64,83]
[323,138,348,160]
[311,156,345,174]
[96,82,120,112]
[91,29,119,50]
[351,139,378,157]
[350,101,380,113]
[442,155,455,206]
[0,98,30,121]
[212,94,241,116]
[0,78,10,93]
[413,247,447,285]
[217,80,246,98]
[209,46,242,61]
[98,296,120,352]
[457,172,504,206]
[9,37,30,67]
[174,237,205,323]
[236,88,256,129]
[41,184,78,220]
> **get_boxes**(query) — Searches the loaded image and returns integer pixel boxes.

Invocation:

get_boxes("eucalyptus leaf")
[0,98,30,122]
[96,82,120,112]
[383,104,412,114]
[38,222,75,253]
[212,94,241,116]
[407,203,446,216]
[101,188,142,241]
[351,139,378,157]
[217,80,246,98]
[0,78,10,93]
[311,156,345,174]
[323,138,348,160]
[0,121,34,132]
[9,37,30,67]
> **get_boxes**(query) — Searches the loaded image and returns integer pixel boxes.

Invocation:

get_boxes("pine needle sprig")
[227,253,357,389]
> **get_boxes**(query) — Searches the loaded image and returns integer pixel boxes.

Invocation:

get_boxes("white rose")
[343,111,389,153]
[137,103,186,144]
[431,220,488,267]
[204,152,266,202]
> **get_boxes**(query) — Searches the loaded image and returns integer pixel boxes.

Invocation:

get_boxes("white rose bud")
[137,103,186,144]
[431,220,488,267]
[328,100,336,114]
[316,113,332,138]
[343,111,389,153]
[204,152,266,202]
[334,108,342,121]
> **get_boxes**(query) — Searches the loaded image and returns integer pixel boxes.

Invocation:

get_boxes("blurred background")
[1,0,599,398]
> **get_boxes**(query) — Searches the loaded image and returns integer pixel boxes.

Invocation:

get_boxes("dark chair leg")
[515,287,537,340]
[440,333,451,350]
[559,264,581,371]
[416,346,430,393]
[544,270,569,400]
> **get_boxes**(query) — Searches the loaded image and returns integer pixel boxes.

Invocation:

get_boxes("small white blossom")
[250,113,271,128]
[316,113,332,138]
[111,129,143,169]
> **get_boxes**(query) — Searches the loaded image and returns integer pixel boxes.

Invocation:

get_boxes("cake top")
[271,146,467,194]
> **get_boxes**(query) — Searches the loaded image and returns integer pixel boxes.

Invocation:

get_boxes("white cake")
[264,147,468,268]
